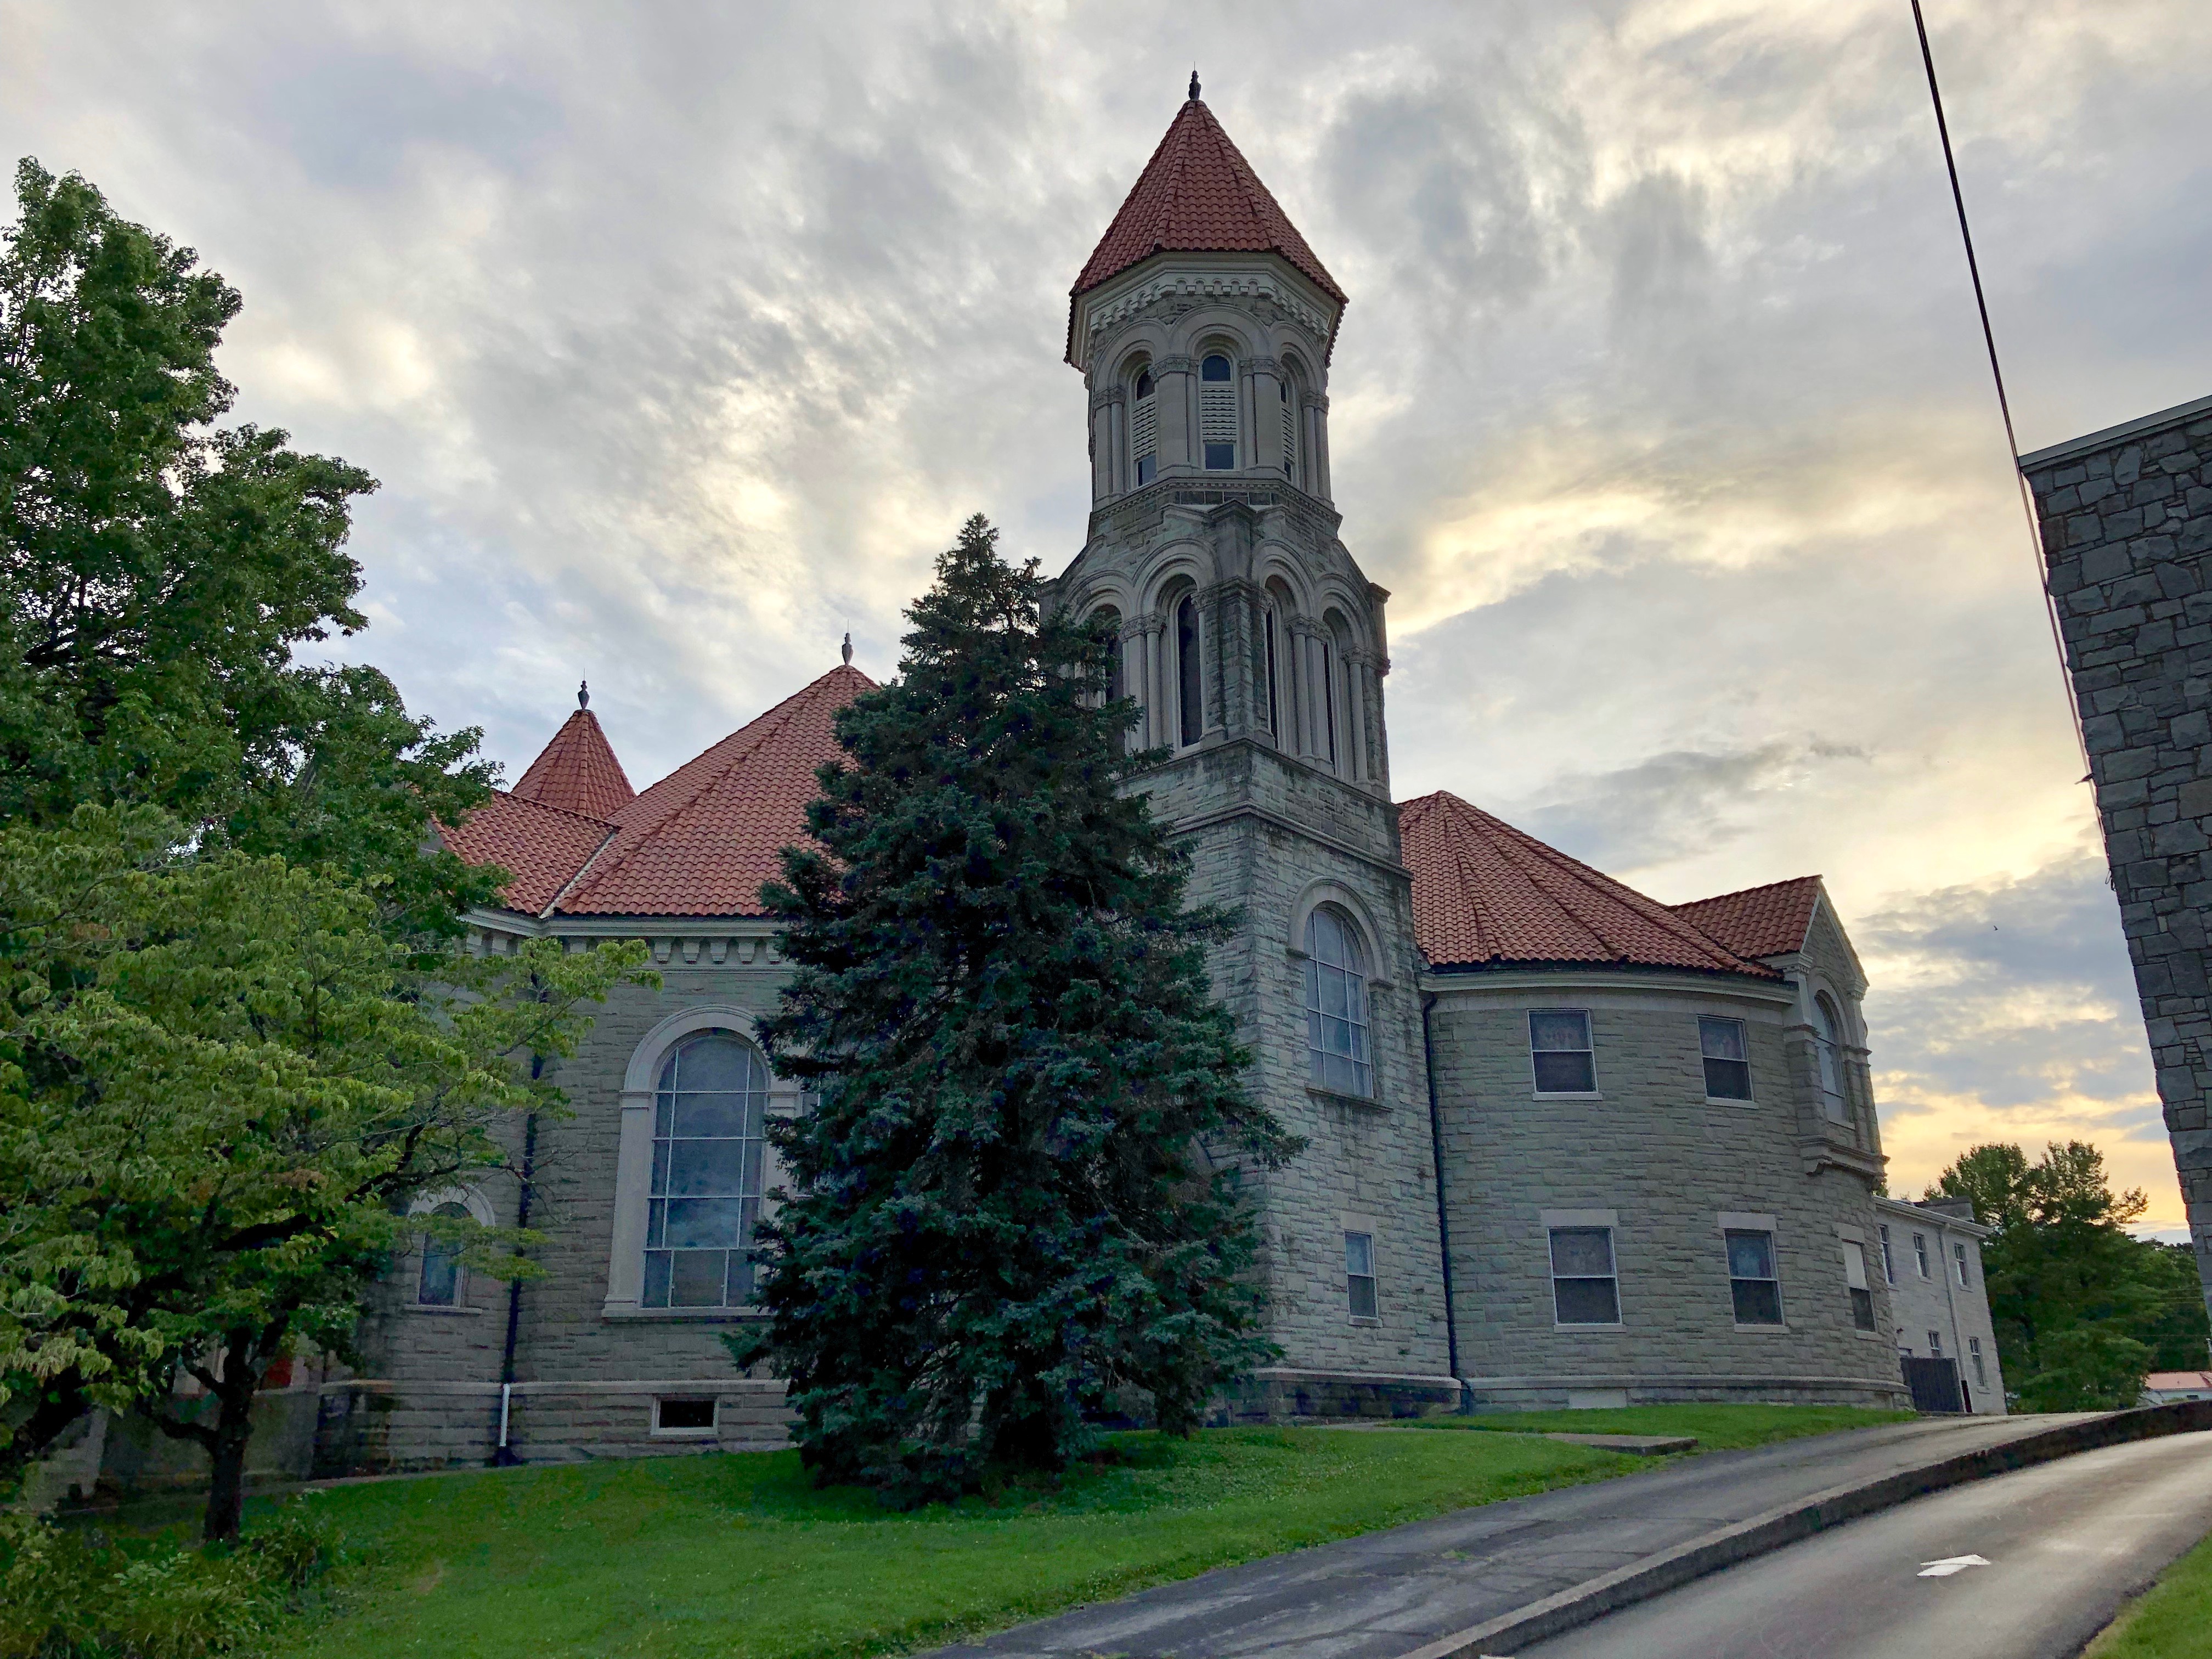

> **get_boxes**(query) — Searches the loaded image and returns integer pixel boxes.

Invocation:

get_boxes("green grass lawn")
[255,1427,1635,1659]
[69,1404,1909,1659]
[1412,1403,1915,1450]
[2087,1524,2212,1657]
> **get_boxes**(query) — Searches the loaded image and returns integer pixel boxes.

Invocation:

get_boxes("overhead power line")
[1907,0,2095,783]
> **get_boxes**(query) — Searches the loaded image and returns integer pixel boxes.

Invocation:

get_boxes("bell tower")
[1046,81,1453,1413]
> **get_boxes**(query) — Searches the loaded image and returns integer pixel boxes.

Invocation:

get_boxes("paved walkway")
[932,1415,2092,1659]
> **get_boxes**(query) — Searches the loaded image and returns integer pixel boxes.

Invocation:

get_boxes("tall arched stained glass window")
[645,1032,769,1308]
[1177,593,1203,747]
[1304,907,1372,1097]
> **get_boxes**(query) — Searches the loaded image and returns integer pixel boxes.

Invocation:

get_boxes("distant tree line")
[1931,1141,2210,1411]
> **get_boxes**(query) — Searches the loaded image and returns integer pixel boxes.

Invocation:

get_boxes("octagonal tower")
[1045,80,1452,1415]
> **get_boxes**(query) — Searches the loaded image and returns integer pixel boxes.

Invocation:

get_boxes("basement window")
[654,1398,716,1433]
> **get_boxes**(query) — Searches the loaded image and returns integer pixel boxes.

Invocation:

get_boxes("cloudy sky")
[8,0,2209,1229]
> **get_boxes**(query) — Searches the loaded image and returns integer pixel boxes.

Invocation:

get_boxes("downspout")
[494,1053,543,1467]
[1421,991,1463,1403]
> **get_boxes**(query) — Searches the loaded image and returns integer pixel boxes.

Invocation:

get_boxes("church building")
[318,84,1942,1471]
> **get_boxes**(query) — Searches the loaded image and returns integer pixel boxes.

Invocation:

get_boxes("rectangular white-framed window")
[1928,1329,1944,1356]
[1699,1016,1752,1100]
[1530,1009,1596,1095]
[1953,1242,1971,1286]
[1841,1239,1876,1331]
[1345,1232,1378,1321]
[1549,1225,1621,1325]
[1725,1229,1785,1326]
[1878,1223,1895,1285]
[1968,1336,1987,1387]
[1913,1232,1930,1279]
[653,1397,717,1436]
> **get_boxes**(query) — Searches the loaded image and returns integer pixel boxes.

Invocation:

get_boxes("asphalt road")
[1518,1429,2212,1659]
[932,1414,2094,1659]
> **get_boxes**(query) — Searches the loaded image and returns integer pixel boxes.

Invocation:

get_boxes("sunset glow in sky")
[8,0,2210,1229]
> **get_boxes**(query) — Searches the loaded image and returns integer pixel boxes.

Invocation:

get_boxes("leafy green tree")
[0,159,611,1536]
[727,515,1300,1505]
[0,157,497,937]
[0,806,651,1539]
[1930,1140,2207,1408]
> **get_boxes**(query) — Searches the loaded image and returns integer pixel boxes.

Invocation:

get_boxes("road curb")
[1396,1401,2212,1659]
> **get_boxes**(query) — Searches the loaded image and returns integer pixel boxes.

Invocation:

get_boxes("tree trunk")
[201,1335,263,1543]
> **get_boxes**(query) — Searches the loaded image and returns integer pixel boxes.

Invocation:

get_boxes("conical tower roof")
[1072,87,1345,311]
[511,701,636,822]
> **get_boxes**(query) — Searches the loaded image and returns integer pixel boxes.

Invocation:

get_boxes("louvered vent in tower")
[1131,368,1158,487]
[1199,353,1236,470]
[1280,384,1297,480]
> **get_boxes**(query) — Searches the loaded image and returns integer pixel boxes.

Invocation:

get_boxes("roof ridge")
[1675,873,1824,910]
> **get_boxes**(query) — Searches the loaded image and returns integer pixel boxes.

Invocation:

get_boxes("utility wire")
[1908,0,2095,782]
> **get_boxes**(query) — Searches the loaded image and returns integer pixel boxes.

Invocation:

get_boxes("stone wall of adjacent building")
[1427,967,1908,1410]
[2030,392,2212,1333]
[1876,1198,2006,1414]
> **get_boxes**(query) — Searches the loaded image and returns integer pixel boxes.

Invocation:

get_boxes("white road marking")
[1917,1554,1992,1577]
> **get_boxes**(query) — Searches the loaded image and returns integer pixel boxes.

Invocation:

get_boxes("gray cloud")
[1512,738,1867,875]
[3,0,2207,1217]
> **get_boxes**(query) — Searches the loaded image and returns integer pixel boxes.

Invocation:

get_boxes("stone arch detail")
[1289,878,1396,989]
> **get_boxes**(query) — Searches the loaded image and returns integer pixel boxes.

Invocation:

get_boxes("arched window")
[645,1031,770,1308]
[415,1201,471,1307]
[1321,636,1338,768]
[1131,366,1158,487]
[1088,606,1126,733]
[1200,352,1236,470]
[1814,994,1848,1124]
[1305,907,1372,1097]
[1263,606,1282,739]
[1176,592,1203,747]
[1279,376,1297,480]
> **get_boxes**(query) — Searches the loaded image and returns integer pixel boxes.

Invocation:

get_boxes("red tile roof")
[510,706,635,822]
[1398,792,1776,979]
[439,792,616,916]
[1671,877,1824,961]
[1072,94,1346,308]
[554,664,873,917]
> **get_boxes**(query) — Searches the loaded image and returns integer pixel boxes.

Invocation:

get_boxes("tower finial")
[840,631,853,667]
[578,679,590,710]
[1188,68,1200,101]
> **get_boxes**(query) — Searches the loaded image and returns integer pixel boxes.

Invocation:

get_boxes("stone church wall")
[1427,970,1907,1409]
[2030,393,2212,1332]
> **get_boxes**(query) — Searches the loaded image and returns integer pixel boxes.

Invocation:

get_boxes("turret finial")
[578,679,590,710]
[840,631,853,667]
[1188,69,1200,101]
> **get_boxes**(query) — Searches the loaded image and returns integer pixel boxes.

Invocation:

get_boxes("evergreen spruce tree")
[728,515,1299,1504]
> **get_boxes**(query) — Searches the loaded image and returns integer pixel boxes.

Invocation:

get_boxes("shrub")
[0,1503,336,1658]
